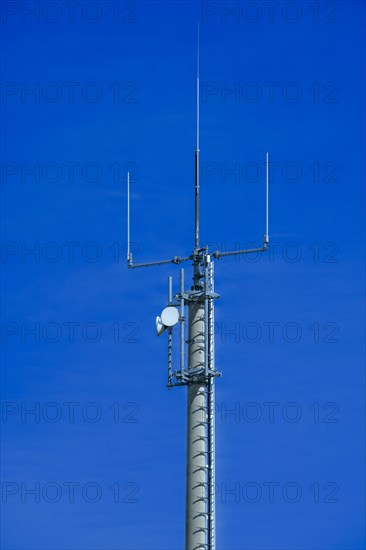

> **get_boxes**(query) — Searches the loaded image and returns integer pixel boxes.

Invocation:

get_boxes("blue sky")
[1,1,365,549]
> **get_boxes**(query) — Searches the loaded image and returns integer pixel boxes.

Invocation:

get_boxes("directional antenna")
[156,306,179,336]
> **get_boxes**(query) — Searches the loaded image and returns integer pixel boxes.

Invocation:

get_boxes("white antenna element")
[127,172,131,264]
[197,25,200,152]
[195,24,200,250]
[265,152,269,244]
[156,306,179,336]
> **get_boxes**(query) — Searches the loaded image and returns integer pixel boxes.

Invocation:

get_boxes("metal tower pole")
[185,254,217,550]
[186,299,207,550]
[126,31,270,550]
[207,261,216,550]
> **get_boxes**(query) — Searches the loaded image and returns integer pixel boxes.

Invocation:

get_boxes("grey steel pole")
[207,376,215,549]
[186,300,207,550]
[127,31,270,550]
[207,260,216,550]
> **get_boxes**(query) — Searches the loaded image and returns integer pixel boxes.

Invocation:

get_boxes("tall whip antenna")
[266,151,269,244]
[195,24,200,251]
[127,171,131,264]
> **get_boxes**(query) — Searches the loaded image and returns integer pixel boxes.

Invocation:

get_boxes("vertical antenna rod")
[194,25,200,250]
[180,269,185,380]
[127,171,131,264]
[265,152,269,244]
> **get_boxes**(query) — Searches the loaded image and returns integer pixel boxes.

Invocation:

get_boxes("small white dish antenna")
[156,306,179,336]
[161,307,179,326]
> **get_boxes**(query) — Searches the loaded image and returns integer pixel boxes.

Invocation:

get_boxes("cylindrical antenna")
[194,24,200,250]
[127,171,131,263]
[265,152,269,244]
[180,268,185,379]
[168,276,173,304]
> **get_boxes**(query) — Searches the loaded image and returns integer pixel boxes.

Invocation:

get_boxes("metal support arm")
[213,240,268,259]
[128,255,191,269]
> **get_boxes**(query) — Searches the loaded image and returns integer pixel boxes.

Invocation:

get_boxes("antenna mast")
[126,31,270,550]
[195,24,200,251]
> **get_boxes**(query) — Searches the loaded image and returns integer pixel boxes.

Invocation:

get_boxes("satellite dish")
[161,307,179,327]
[156,307,179,336]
